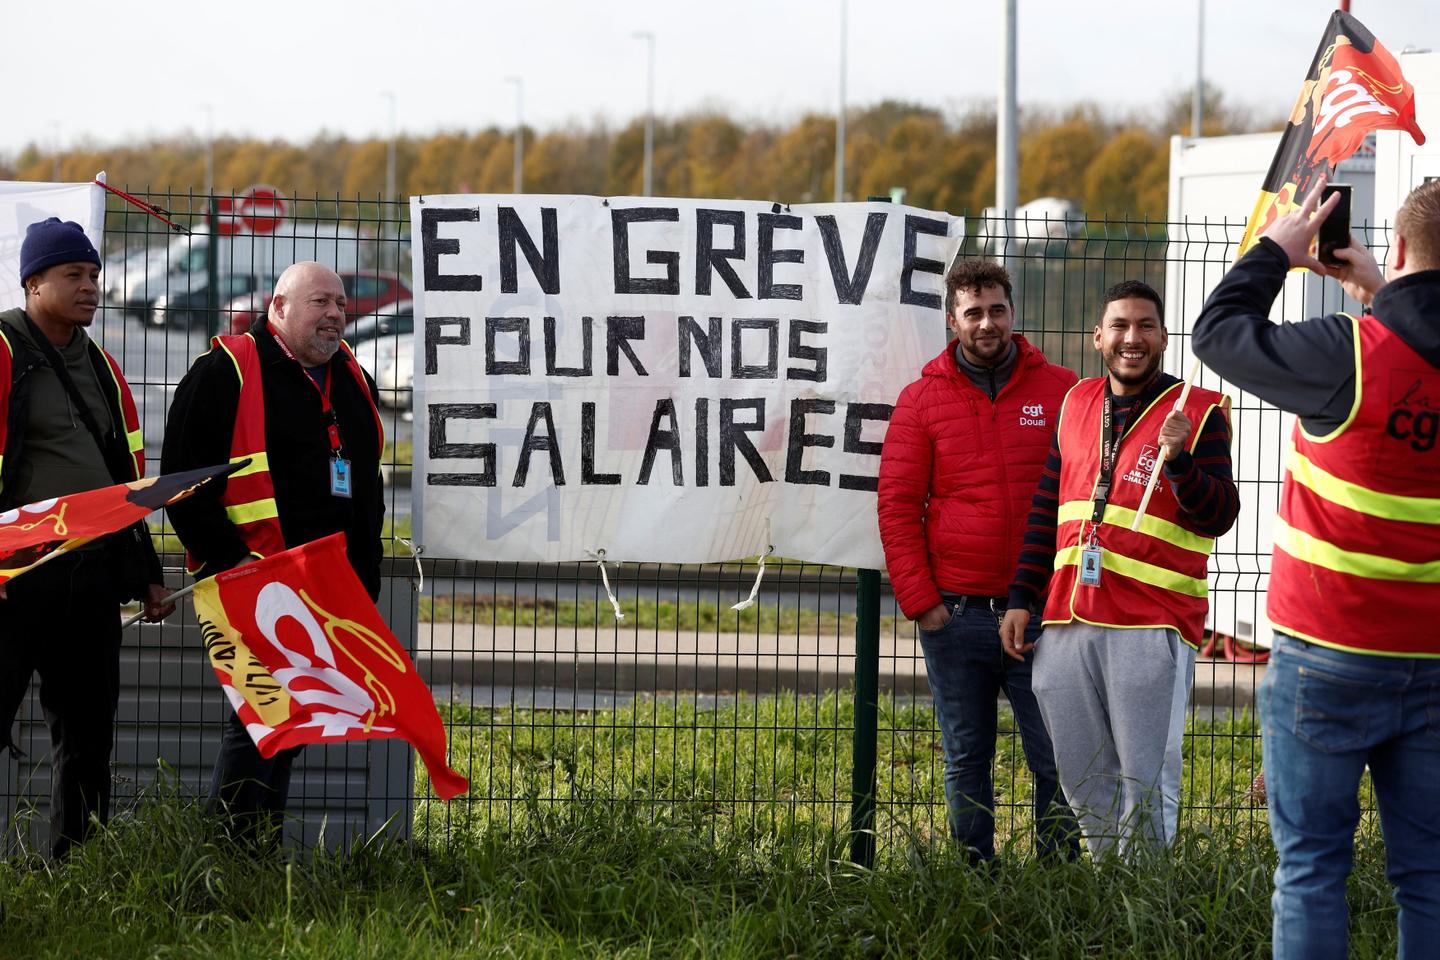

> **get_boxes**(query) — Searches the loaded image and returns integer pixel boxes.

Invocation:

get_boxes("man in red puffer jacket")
[879,258,1078,865]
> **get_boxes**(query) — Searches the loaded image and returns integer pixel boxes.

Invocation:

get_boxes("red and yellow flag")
[0,462,238,582]
[192,532,469,801]
[1237,10,1426,259]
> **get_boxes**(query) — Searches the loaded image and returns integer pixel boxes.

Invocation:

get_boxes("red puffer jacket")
[878,334,1077,619]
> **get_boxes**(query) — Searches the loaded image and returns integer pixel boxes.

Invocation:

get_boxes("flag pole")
[1131,356,1203,531]
[121,582,199,629]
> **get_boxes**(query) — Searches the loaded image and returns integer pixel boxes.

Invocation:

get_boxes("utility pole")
[1192,0,1205,138]
[202,104,214,197]
[382,91,397,203]
[997,0,1018,262]
[505,77,524,193]
[632,31,656,197]
[835,0,848,202]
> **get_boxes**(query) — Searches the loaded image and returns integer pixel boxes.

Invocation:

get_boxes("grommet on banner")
[731,543,775,612]
[586,548,625,621]
[397,538,424,592]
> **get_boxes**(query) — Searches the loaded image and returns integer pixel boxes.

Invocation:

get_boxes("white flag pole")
[1130,356,1203,532]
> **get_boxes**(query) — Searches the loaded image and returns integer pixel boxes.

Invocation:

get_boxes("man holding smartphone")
[1193,178,1440,960]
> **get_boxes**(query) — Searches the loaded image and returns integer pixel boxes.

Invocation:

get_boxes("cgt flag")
[0,462,240,582]
[1237,10,1426,259]
[192,532,469,801]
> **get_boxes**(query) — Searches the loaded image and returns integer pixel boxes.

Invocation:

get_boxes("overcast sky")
[7,0,1434,156]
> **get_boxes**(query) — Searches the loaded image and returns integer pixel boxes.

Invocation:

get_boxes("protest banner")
[410,195,961,567]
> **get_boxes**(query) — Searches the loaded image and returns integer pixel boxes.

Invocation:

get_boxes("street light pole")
[997,0,1018,263]
[505,76,524,193]
[835,0,847,202]
[382,91,397,203]
[202,104,214,197]
[1192,0,1205,138]
[632,31,655,197]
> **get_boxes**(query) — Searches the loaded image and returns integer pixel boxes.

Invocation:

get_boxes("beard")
[1104,348,1162,388]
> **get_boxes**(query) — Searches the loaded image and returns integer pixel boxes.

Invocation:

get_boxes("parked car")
[150,273,272,328]
[376,337,413,410]
[223,270,411,335]
[346,299,414,377]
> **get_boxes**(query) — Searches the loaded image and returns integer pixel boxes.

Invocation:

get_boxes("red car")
[224,270,411,335]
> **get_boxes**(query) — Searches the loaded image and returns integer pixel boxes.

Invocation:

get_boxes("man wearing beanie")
[0,217,172,859]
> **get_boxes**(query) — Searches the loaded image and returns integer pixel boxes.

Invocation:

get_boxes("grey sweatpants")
[1030,623,1195,860]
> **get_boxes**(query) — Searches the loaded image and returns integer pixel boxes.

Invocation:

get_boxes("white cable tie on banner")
[586,549,625,621]
[397,538,424,592]
[731,544,775,612]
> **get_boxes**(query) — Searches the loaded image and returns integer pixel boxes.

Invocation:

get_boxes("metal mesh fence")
[2,191,1364,861]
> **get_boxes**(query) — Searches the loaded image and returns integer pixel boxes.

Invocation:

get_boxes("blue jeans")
[1260,633,1440,960]
[918,596,1080,863]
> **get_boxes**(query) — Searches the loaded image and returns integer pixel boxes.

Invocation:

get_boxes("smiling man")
[0,218,171,858]
[162,261,385,844]
[878,259,1080,866]
[999,279,1239,859]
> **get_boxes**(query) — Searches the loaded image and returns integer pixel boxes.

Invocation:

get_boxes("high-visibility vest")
[1043,377,1230,648]
[1268,314,1440,656]
[0,326,145,497]
[187,332,382,574]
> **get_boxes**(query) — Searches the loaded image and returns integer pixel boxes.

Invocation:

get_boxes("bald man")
[162,262,385,843]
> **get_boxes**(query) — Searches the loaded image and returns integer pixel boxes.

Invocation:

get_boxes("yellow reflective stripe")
[228,452,269,478]
[1055,544,1209,598]
[224,499,279,525]
[1274,516,1440,582]
[126,428,144,454]
[1286,443,1440,523]
[1056,499,1214,555]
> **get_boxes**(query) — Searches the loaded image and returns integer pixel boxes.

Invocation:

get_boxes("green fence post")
[205,195,220,337]
[849,193,892,870]
[850,567,881,867]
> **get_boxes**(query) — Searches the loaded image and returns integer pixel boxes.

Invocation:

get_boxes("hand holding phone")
[1318,183,1352,267]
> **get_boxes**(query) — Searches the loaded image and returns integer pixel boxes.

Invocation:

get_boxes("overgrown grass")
[420,693,1270,853]
[0,785,1398,959]
[0,696,1394,958]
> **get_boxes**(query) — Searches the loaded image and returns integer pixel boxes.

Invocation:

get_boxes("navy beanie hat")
[20,217,101,287]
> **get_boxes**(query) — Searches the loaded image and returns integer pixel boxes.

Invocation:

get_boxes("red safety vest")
[1267,314,1440,657]
[186,332,382,574]
[0,327,145,495]
[1043,377,1230,648]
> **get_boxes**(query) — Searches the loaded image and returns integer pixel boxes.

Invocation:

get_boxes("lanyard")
[1090,384,1125,526]
[273,332,345,457]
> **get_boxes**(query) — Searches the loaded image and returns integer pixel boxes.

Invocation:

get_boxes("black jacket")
[1193,237,1440,431]
[161,319,386,597]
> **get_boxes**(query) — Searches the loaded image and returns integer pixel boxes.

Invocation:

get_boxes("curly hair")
[945,259,1013,316]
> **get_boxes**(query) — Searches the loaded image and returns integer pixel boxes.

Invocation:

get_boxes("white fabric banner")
[0,178,105,311]
[411,195,961,567]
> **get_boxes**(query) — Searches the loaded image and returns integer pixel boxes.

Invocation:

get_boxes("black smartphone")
[1318,183,1352,266]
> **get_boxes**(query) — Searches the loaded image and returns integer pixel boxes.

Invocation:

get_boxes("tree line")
[4,91,1271,219]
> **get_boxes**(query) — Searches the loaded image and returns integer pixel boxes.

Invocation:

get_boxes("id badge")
[329,457,353,498]
[1079,546,1103,586]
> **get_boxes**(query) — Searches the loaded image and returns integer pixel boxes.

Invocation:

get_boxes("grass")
[0,788,1399,959]
[0,695,1393,958]
[419,593,879,632]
